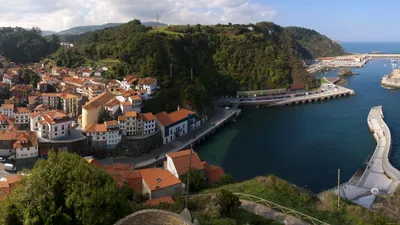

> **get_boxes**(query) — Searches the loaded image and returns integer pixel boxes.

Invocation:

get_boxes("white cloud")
[0,0,277,31]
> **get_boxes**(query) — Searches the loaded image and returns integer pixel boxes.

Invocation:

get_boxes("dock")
[219,85,355,107]
[319,106,400,209]
[381,69,400,88]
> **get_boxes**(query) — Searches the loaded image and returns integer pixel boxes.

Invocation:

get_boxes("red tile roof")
[145,196,174,206]
[202,161,225,184]
[139,168,182,191]
[167,150,204,176]
[140,113,155,121]
[155,109,196,127]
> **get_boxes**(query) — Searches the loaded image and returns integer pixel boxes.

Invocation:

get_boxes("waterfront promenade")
[219,85,354,107]
[322,106,400,209]
[98,106,240,168]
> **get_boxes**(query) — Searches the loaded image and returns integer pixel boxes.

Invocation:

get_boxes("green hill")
[0,27,60,63]
[52,20,342,112]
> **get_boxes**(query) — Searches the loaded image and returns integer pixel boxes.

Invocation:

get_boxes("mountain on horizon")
[48,21,167,36]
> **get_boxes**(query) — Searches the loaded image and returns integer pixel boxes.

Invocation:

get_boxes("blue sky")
[262,0,399,42]
[0,0,398,41]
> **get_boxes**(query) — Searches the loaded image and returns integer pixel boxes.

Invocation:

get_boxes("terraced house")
[0,130,38,159]
[84,120,122,150]
[155,108,201,144]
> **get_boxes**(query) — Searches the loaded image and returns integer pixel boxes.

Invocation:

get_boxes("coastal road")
[98,106,238,168]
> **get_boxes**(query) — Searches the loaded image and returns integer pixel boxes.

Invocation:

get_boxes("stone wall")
[118,132,162,157]
[114,209,193,225]
[39,139,89,156]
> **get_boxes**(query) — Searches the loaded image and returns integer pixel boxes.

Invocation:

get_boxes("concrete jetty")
[219,85,355,107]
[381,69,400,88]
[320,106,400,209]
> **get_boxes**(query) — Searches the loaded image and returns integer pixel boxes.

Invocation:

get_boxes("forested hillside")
[52,20,342,112]
[284,26,344,58]
[0,27,60,63]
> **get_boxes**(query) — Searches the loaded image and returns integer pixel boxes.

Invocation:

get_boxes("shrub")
[217,190,241,217]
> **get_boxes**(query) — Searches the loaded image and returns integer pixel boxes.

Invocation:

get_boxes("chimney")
[177,105,180,111]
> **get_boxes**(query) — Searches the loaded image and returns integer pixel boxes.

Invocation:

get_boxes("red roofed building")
[136,77,158,95]
[202,161,226,184]
[290,83,305,91]
[155,108,201,144]
[35,110,73,140]
[165,149,204,179]
[138,168,183,199]
[85,158,142,192]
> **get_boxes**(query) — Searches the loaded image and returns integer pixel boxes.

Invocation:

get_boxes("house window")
[62,125,65,130]
[55,127,58,132]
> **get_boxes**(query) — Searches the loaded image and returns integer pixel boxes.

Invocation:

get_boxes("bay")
[197,44,400,192]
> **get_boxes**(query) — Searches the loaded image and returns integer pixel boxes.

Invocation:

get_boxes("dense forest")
[0,27,60,63]
[53,20,343,113]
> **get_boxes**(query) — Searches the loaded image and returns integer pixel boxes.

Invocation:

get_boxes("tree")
[180,169,207,193]
[219,174,233,185]
[216,190,241,217]
[0,151,133,225]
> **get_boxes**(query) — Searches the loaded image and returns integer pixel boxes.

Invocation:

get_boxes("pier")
[320,106,400,209]
[381,69,400,88]
[219,85,355,107]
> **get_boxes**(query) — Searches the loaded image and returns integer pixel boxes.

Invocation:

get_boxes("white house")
[14,107,30,128]
[14,131,39,159]
[137,77,157,95]
[155,108,201,144]
[121,75,138,90]
[139,113,156,135]
[118,112,156,136]
[36,110,73,140]
[0,114,14,130]
[165,149,204,179]
[0,104,14,118]
[0,130,38,159]
[84,120,122,147]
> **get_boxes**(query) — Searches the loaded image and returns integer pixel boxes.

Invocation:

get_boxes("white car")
[4,163,16,171]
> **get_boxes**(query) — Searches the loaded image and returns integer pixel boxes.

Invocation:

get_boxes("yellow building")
[82,92,115,129]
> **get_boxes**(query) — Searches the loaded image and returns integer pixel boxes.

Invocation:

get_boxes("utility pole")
[156,14,160,27]
[337,168,341,211]
[170,64,173,78]
[185,144,193,209]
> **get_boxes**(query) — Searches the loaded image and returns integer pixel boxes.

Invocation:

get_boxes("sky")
[0,0,399,41]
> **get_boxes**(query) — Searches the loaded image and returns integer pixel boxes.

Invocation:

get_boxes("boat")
[256,105,260,108]
[324,72,328,75]
[385,64,387,67]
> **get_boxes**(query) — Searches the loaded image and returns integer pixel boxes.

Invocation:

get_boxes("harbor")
[321,106,400,209]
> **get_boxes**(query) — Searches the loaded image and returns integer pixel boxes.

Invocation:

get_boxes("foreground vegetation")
[0,151,135,225]
[52,20,344,113]
[203,176,393,225]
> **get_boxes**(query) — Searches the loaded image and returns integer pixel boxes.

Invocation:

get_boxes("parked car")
[4,163,16,171]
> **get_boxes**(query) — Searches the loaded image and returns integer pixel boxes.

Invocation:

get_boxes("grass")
[97,58,121,67]
[149,26,184,36]
[321,77,328,84]
[202,175,393,225]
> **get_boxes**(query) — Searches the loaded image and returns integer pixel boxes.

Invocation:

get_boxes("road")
[218,84,353,105]
[98,106,239,168]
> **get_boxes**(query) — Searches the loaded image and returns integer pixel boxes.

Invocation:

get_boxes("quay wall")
[367,106,400,188]
[381,76,400,88]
